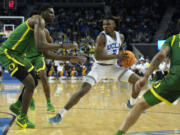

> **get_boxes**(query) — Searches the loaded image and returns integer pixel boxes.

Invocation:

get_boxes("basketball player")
[115,19,180,135]
[0,4,81,128]
[48,17,141,124]
[10,28,72,114]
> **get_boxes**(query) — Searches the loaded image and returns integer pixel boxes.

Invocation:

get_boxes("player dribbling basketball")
[48,16,142,124]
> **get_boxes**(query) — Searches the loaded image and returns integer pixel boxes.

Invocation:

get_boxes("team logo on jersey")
[107,43,120,50]
[9,63,16,71]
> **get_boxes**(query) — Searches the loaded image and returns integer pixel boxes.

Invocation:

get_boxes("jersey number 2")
[113,49,117,54]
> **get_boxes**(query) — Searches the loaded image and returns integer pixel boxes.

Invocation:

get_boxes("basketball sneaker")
[115,130,125,135]
[9,101,21,115]
[47,103,55,112]
[16,112,36,128]
[30,97,35,111]
[48,113,62,124]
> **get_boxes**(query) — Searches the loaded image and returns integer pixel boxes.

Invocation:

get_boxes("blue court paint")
[0,113,16,135]
[0,89,20,94]
[0,118,12,135]
[127,130,180,135]
[2,80,21,84]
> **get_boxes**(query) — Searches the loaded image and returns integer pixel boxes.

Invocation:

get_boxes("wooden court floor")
[0,79,180,135]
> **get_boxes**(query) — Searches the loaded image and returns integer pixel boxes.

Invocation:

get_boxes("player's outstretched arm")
[143,45,170,79]
[43,51,85,63]
[44,28,77,49]
[32,16,75,51]
[135,45,170,92]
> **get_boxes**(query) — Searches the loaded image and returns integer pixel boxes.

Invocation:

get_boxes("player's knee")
[136,99,150,111]
[25,79,36,90]
[128,73,140,85]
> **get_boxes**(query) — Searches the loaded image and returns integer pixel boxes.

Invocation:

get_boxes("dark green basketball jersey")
[0,19,36,56]
[163,34,180,66]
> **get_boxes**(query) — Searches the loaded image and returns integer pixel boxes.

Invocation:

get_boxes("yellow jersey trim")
[28,66,34,73]
[26,19,34,31]
[179,34,180,48]
[10,67,18,76]
[37,59,46,73]
[171,35,176,47]
[4,49,24,66]
[12,27,30,50]
[150,87,172,105]
[153,82,161,88]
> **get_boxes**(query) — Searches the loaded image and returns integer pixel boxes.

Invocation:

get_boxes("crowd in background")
[165,9,180,38]
[130,57,170,82]
[0,0,178,82]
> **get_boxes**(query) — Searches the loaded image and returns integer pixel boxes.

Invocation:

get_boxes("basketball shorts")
[84,63,133,86]
[0,49,34,77]
[26,56,46,73]
[144,66,180,106]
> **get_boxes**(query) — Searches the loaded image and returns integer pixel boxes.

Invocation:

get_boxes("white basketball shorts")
[84,63,134,86]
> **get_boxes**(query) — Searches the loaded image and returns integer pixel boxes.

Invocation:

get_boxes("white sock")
[130,97,137,105]
[59,108,67,117]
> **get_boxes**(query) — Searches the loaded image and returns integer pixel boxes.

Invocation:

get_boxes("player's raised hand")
[118,50,129,61]
[70,56,86,63]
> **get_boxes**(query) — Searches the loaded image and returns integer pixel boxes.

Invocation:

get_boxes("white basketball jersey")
[95,31,122,65]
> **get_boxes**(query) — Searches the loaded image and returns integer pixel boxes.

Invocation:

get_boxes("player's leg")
[111,66,140,108]
[9,64,37,128]
[9,87,24,115]
[115,73,179,134]
[34,56,55,111]
[38,69,55,112]
[48,81,92,124]
[115,97,151,135]
[10,69,38,114]
[48,63,103,124]
[126,73,141,108]
[0,51,38,128]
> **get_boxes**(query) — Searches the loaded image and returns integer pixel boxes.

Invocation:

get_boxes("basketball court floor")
[0,78,180,135]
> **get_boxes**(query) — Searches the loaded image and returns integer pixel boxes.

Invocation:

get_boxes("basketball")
[119,50,135,68]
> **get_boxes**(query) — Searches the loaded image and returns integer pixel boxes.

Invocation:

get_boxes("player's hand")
[118,51,129,61]
[62,42,78,49]
[70,56,86,63]
[135,78,146,93]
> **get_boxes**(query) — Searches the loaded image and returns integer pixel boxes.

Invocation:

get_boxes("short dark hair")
[39,4,53,14]
[103,16,116,22]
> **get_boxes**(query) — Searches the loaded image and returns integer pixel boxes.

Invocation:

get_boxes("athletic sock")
[47,98,51,104]
[130,97,137,105]
[59,108,67,117]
